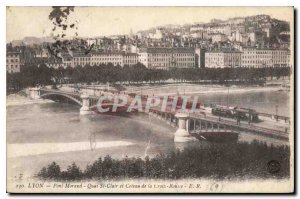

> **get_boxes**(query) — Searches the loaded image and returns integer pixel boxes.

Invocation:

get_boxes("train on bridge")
[211,105,259,122]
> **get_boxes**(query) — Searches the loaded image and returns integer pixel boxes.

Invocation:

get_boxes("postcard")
[6,6,294,193]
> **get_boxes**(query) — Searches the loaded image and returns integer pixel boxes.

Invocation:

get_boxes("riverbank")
[123,84,286,96]
[6,94,53,107]
[63,83,287,97]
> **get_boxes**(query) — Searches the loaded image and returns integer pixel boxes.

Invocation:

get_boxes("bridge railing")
[189,113,287,133]
[257,111,290,123]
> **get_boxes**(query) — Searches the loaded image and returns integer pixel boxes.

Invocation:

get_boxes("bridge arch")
[40,93,82,106]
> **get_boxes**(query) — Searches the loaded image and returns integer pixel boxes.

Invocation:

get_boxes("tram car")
[211,105,234,117]
[212,105,259,122]
[234,107,259,122]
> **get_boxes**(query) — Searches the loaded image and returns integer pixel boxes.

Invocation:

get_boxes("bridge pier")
[80,94,93,115]
[29,87,40,99]
[174,113,196,142]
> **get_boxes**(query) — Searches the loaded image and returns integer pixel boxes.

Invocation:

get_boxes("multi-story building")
[241,47,289,68]
[190,24,231,36]
[89,52,123,66]
[271,49,290,67]
[46,58,65,69]
[287,52,292,67]
[73,52,92,67]
[138,47,195,69]
[210,33,228,43]
[138,50,148,67]
[205,49,242,68]
[6,52,21,73]
[123,53,139,66]
[34,48,50,58]
[61,53,73,68]
[248,31,267,46]
[69,51,139,68]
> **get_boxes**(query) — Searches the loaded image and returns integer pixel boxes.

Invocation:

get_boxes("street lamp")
[248,105,251,125]
[275,105,278,121]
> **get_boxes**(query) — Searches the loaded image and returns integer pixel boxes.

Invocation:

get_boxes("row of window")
[207,57,241,59]
[240,65,288,68]
[149,63,195,67]
[148,58,194,62]
[74,57,123,61]
[124,60,137,63]
[244,51,288,54]
[243,56,272,59]
[7,65,19,68]
[207,59,288,64]
[74,57,139,62]
[74,62,123,66]
[149,53,194,57]
[91,54,123,57]
[243,55,287,58]
[6,59,19,62]
[7,54,19,58]
[242,60,272,64]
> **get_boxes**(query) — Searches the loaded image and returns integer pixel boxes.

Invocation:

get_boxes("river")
[7,90,290,179]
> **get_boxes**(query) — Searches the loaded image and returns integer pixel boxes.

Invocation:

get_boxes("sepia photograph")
[6,6,294,193]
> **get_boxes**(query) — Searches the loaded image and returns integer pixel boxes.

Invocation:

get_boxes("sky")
[6,6,294,42]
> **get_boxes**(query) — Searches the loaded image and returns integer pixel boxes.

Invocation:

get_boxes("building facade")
[62,52,138,68]
[210,33,227,43]
[46,58,65,69]
[89,52,123,66]
[6,52,21,73]
[73,53,92,67]
[123,53,139,66]
[138,47,195,69]
[241,47,289,68]
[205,49,242,68]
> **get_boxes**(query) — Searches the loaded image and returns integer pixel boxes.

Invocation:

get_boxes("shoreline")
[6,85,287,106]
[125,84,285,96]
[6,94,53,107]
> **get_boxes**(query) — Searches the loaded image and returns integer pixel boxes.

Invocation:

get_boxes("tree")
[63,162,82,180]
[46,162,61,179]
[37,167,48,179]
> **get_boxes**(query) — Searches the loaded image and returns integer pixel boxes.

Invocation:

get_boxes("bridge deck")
[150,108,289,140]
